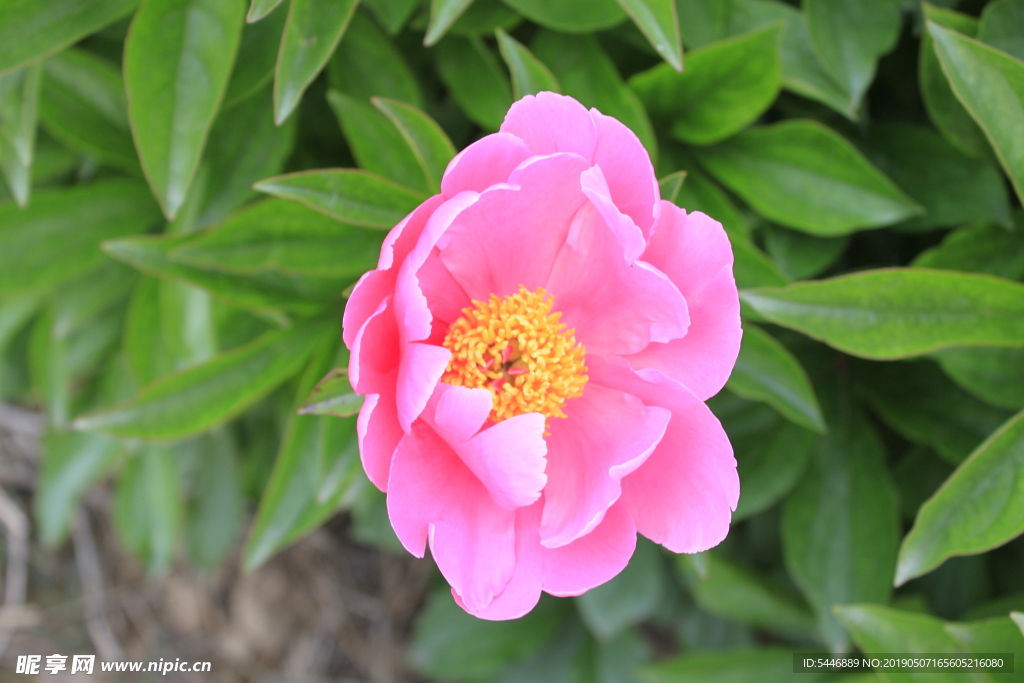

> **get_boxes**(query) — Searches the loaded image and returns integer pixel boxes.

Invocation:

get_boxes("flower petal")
[356,392,401,491]
[441,133,534,197]
[590,109,660,240]
[545,201,689,357]
[590,356,739,553]
[629,204,741,400]
[387,423,516,611]
[459,500,636,619]
[501,92,659,241]
[426,384,548,510]
[392,192,481,429]
[437,153,592,302]
[539,382,670,548]
[501,91,597,160]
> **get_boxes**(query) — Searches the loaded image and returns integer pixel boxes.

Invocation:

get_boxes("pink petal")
[458,500,637,620]
[356,392,402,491]
[590,109,660,240]
[342,270,392,349]
[455,413,548,510]
[378,194,444,270]
[387,423,516,611]
[395,343,451,431]
[539,383,670,548]
[580,166,645,263]
[441,133,534,198]
[391,192,481,429]
[348,296,397,396]
[500,92,597,160]
[426,384,548,511]
[430,384,493,444]
[545,201,689,357]
[629,204,741,400]
[542,500,636,596]
[437,153,592,302]
[500,92,659,241]
[591,356,739,553]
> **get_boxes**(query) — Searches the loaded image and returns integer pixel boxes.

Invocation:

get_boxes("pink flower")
[343,93,741,619]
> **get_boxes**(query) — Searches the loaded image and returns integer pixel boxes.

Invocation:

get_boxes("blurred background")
[1,0,1023,680]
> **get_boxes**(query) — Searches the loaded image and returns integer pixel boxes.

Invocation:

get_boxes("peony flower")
[343,92,741,619]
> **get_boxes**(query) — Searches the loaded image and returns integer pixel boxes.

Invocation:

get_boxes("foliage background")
[1,0,1024,680]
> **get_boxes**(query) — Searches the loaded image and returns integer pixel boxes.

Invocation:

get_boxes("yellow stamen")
[442,286,588,424]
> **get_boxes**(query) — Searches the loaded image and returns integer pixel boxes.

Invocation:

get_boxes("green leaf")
[104,233,338,317]
[804,0,901,109]
[659,170,686,203]
[674,0,728,48]
[0,180,161,298]
[933,347,1024,412]
[327,89,432,193]
[426,0,475,46]
[912,219,1024,280]
[928,22,1024,206]
[125,0,246,219]
[170,198,383,278]
[243,369,363,567]
[328,10,423,107]
[496,28,561,100]
[123,277,173,386]
[197,86,296,229]
[371,97,456,194]
[451,0,521,36]
[835,604,1024,681]
[298,367,363,417]
[576,538,666,641]
[184,431,244,567]
[614,0,682,71]
[274,0,359,124]
[0,61,42,207]
[762,226,848,281]
[255,169,426,229]
[727,324,825,433]
[742,269,1024,360]
[0,0,140,74]
[0,291,42,356]
[409,589,570,681]
[728,405,815,520]
[631,24,782,146]
[35,431,121,546]
[434,36,513,131]
[919,4,989,160]
[858,123,1012,231]
[247,0,283,22]
[224,4,286,107]
[644,648,831,683]
[858,361,1011,466]
[978,0,1024,63]
[895,407,1024,586]
[532,31,657,158]
[694,121,922,235]
[113,444,182,573]
[500,0,625,33]
[72,317,333,440]
[38,49,137,172]
[782,396,899,652]
[677,552,815,635]
[363,0,421,34]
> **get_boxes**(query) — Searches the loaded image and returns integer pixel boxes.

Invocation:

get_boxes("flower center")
[441,285,588,424]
